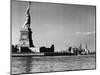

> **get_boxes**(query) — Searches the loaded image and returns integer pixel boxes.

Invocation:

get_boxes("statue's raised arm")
[23,2,31,29]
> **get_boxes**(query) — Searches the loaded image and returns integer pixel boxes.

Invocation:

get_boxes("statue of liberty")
[19,2,34,48]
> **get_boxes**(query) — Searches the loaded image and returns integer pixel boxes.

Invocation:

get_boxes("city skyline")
[12,1,96,52]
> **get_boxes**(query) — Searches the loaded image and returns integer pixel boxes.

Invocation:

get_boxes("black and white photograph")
[11,0,96,74]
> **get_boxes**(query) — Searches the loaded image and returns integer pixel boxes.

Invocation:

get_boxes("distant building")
[68,46,72,53]
[40,44,55,53]
[84,43,89,54]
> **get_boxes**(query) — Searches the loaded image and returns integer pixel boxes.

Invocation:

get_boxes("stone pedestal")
[19,28,34,47]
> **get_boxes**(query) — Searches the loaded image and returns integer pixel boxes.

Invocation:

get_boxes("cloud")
[76,31,95,35]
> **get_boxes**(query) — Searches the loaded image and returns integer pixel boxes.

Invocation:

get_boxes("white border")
[0,0,100,75]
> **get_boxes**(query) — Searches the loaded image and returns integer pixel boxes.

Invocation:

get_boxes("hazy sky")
[12,0,96,52]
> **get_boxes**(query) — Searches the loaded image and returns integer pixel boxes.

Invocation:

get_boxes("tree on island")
[51,44,55,52]
[12,45,17,53]
[68,46,72,53]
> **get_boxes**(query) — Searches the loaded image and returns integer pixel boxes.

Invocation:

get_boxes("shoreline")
[11,52,95,57]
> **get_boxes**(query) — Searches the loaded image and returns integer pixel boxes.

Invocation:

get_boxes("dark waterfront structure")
[40,44,54,53]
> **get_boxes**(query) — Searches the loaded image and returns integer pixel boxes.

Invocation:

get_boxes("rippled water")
[11,55,96,74]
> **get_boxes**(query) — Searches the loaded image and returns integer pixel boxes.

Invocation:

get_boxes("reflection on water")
[11,55,96,74]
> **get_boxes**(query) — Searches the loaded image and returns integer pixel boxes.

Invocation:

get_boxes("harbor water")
[11,55,96,74]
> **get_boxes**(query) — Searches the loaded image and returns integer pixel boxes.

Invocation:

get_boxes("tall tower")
[85,43,89,54]
[85,43,88,49]
[19,2,34,47]
[79,43,82,50]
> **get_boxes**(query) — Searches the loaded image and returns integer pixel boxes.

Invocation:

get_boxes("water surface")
[12,55,96,74]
